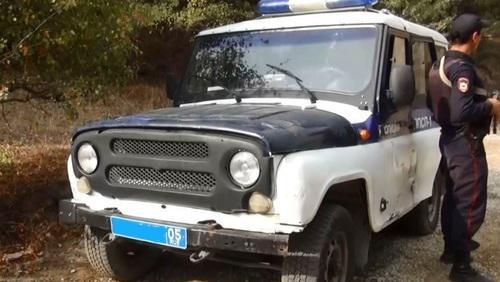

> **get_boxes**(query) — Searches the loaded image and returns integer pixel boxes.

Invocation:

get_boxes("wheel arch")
[322,179,370,224]
[319,177,373,273]
[319,175,375,231]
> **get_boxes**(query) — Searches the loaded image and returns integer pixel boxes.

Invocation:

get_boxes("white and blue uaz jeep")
[59,0,448,280]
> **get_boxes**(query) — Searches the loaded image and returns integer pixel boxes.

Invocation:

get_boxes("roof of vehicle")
[198,9,448,45]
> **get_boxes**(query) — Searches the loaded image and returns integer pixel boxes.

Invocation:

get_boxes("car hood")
[75,104,359,154]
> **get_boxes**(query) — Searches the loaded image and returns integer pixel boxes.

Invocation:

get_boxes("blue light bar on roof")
[258,0,379,15]
[258,0,291,14]
[327,0,379,9]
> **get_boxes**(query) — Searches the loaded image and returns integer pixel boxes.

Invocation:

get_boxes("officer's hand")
[488,98,500,119]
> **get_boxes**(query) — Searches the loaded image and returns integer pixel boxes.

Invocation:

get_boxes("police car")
[59,0,448,280]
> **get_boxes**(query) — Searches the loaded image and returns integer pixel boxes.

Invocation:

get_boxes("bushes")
[0,0,257,106]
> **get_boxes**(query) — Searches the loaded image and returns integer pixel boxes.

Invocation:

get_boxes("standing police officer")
[428,14,500,281]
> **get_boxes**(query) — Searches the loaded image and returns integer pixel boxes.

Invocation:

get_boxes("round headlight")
[77,143,98,174]
[229,151,260,188]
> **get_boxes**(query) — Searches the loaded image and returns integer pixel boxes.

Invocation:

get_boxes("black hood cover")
[75,104,358,154]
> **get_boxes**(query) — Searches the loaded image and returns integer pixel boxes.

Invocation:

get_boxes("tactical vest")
[428,56,489,136]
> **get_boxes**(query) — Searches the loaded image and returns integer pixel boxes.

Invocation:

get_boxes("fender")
[273,141,423,233]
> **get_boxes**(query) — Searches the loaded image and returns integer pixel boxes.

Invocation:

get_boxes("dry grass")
[0,144,69,197]
[0,143,72,265]
[0,82,169,145]
[0,81,168,201]
[0,82,169,265]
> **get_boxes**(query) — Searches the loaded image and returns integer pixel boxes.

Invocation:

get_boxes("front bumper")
[59,199,289,256]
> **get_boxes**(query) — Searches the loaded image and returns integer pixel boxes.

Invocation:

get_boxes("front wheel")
[84,225,162,281]
[282,204,355,282]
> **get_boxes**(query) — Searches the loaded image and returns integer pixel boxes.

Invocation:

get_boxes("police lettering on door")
[411,108,436,132]
[414,116,433,131]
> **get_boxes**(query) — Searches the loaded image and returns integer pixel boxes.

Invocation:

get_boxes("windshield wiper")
[207,86,242,103]
[266,64,318,104]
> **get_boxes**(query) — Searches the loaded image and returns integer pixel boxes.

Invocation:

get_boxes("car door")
[409,38,442,207]
[378,31,417,221]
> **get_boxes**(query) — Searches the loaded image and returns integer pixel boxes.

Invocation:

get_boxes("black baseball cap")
[450,14,492,42]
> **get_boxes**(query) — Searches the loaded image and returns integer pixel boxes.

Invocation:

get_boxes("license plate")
[110,216,187,249]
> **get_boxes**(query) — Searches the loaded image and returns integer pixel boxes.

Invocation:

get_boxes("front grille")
[112,139,209,158]
[108,166,216,193]
[73,129,270,211]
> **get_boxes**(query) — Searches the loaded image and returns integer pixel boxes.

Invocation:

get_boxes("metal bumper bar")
[59,199,289,256]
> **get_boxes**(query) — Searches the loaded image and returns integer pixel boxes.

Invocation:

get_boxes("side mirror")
[388,65,415,108]
[166,72,180,104]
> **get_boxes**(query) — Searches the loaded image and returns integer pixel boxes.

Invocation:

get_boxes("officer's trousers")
[439,134,488,262]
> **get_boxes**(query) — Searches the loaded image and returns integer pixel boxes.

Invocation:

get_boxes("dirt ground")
[2,137,500,282]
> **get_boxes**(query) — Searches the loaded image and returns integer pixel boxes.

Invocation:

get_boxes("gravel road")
[2,137,500,282]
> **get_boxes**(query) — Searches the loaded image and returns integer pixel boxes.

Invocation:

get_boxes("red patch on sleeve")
[457,77,470,93]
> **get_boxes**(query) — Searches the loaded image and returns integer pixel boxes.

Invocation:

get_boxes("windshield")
[179,26,378,104]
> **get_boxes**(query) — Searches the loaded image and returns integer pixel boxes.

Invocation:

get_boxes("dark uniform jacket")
[428,50,492,138]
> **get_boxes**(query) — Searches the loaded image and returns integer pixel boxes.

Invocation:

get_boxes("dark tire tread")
[282,204,355,282]
[84,225,161,281]
[84,226,116,277]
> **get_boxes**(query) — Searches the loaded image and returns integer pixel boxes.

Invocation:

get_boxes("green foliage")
[0,0,256,104]
[173,0,255,30]
[1,0,500,105]
[0,0,142,100]
[379,0,455,31]
[0,148,12,167]
[379,0,500,32]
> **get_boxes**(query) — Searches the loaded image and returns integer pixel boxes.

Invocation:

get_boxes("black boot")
[440,251,454,264]
[470,240,480,251]
[449,262,490,282]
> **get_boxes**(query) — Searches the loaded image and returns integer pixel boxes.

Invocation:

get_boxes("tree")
[380,0,500,32]
[0,0,256,105]
[2,0,499,106]
[1,1,140,103]
[379,0,500,89]
[173,0,255,31]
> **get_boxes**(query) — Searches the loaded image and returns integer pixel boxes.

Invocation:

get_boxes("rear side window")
[436,46,446,59]
[392,37,408,68]
[412,41,434,108]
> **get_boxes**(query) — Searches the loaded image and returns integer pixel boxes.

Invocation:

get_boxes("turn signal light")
[358,129,371,142]
[77,177,92,194]
[249,192,273,214]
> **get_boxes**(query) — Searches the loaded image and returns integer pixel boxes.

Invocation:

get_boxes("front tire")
[84,225,162,281]
[282,204,355,282]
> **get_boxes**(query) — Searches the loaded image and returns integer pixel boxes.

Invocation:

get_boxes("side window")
[392,37,408,68]
[412,41,433,108]
[380,35,408,120]
[436,46,446,59]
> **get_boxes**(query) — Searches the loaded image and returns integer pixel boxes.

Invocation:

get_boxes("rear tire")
[281,204,355,282]
[402,174,442,235]
[84,225,162,281]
